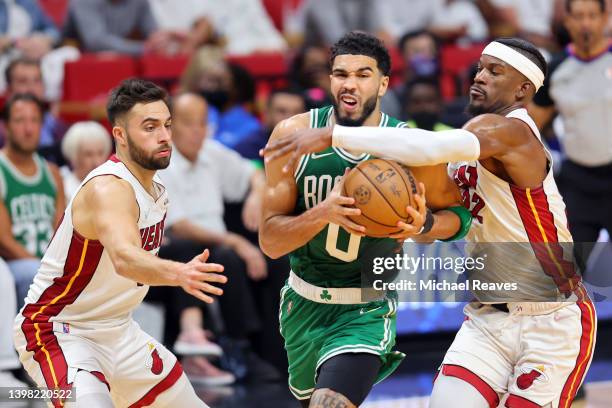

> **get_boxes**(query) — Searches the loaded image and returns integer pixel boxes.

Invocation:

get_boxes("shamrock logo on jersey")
[320,290,332,301]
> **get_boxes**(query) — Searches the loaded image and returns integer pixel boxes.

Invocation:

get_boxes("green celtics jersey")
[290,106,408,288]
[0,152,57,258]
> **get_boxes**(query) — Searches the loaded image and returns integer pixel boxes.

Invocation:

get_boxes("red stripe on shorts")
[442,364,499,408]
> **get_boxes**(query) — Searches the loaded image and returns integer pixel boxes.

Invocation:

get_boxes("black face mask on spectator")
[411,111,439,131]
[200,90,229,111]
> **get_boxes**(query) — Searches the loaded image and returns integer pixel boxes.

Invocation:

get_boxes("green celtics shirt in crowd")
[0,152,57,258]
[291,105,407,288]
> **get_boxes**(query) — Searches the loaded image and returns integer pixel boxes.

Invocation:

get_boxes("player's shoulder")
[81,175,136,204]
[269,112,310,142]
[463,112,527,136]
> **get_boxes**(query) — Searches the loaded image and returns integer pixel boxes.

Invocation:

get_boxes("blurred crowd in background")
[0,0,611,390]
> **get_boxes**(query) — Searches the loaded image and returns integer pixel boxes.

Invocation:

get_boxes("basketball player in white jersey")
[262,37,596,408]
[13,79,226,408]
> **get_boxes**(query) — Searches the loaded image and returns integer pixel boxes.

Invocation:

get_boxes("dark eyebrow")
[332,66,375,74]
[141,117,161,125]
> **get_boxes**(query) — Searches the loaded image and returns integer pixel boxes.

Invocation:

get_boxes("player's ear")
[112,125,127,147]
[515,81,531,100]
[378,75,389,97]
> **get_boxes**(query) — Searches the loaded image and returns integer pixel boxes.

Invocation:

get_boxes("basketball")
[343,158,420,238]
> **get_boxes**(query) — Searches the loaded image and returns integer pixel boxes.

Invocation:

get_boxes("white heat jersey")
[448,109,580,301]
[18,155,168,330]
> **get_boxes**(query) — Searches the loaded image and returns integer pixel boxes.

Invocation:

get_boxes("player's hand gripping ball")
[343,159,421,238]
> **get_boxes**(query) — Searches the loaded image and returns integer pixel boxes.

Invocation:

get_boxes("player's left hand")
[389,183,427,242]
[242,190,261,232]
[261,127,333,173]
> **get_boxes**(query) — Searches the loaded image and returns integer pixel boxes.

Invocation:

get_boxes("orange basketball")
[343,159,420,238]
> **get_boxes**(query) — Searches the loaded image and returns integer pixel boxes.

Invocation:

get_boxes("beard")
[8,138,37,156]
[126,133,171,170]
[333,94,378,127]
[467,98,507,117]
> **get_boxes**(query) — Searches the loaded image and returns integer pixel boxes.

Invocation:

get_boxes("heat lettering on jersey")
[454,165,484,223]
[140,216,166,252]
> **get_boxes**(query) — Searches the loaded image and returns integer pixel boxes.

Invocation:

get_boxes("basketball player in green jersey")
[260,32,473,407]
[0,94,65,304]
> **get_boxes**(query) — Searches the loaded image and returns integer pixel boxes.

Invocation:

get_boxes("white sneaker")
[0,371,27,388]
[174,340,223,357]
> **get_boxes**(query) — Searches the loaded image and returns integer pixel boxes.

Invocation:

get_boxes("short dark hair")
[330,31,391,76]
[398,30,439,54]
[3,93,45,121]
[267,87,306,107]
[5,57,41,86]
[106,79,168,125]
[494,37,548,79]
[566,0,606,13]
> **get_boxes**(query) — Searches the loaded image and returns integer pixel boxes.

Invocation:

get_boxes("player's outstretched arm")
[261,124,480,170]
[259,115,365,259]
[76,176,226,303]
[264,115,547,187]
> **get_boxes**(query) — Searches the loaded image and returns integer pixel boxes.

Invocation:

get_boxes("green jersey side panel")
[290,106,407,288]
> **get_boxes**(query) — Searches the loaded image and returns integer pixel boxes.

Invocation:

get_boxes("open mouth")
[340,94,359,112]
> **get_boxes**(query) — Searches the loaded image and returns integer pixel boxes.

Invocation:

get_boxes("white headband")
[482,41,545,91]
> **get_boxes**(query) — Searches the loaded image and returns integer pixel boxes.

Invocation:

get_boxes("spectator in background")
[180,47,263,150]
[398,30,441,84]
[235,88,307,162]
[0,0,59,92]
[478,0,556,49]
[3,58,67,156]
[148,0,286,55]
[289,44,332,108]
[0,257,26,388]
[529,0,611,254]
[64,0,178,56]
[402,77,452,131]
[60,121,112,201]
[295,0,379,46]
[158,93,286,378]
[374,0,487,44]
[0,94,64,308]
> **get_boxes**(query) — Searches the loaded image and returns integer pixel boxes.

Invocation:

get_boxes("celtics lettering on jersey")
[0,153,57,257]
[290,106,407,288]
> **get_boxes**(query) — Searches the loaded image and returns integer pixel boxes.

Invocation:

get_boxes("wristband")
[440,206,473,242]
[418,208,434,235]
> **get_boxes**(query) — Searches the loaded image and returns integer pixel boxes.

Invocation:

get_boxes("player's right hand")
[319,169,366,236]
[179,249,227,304]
